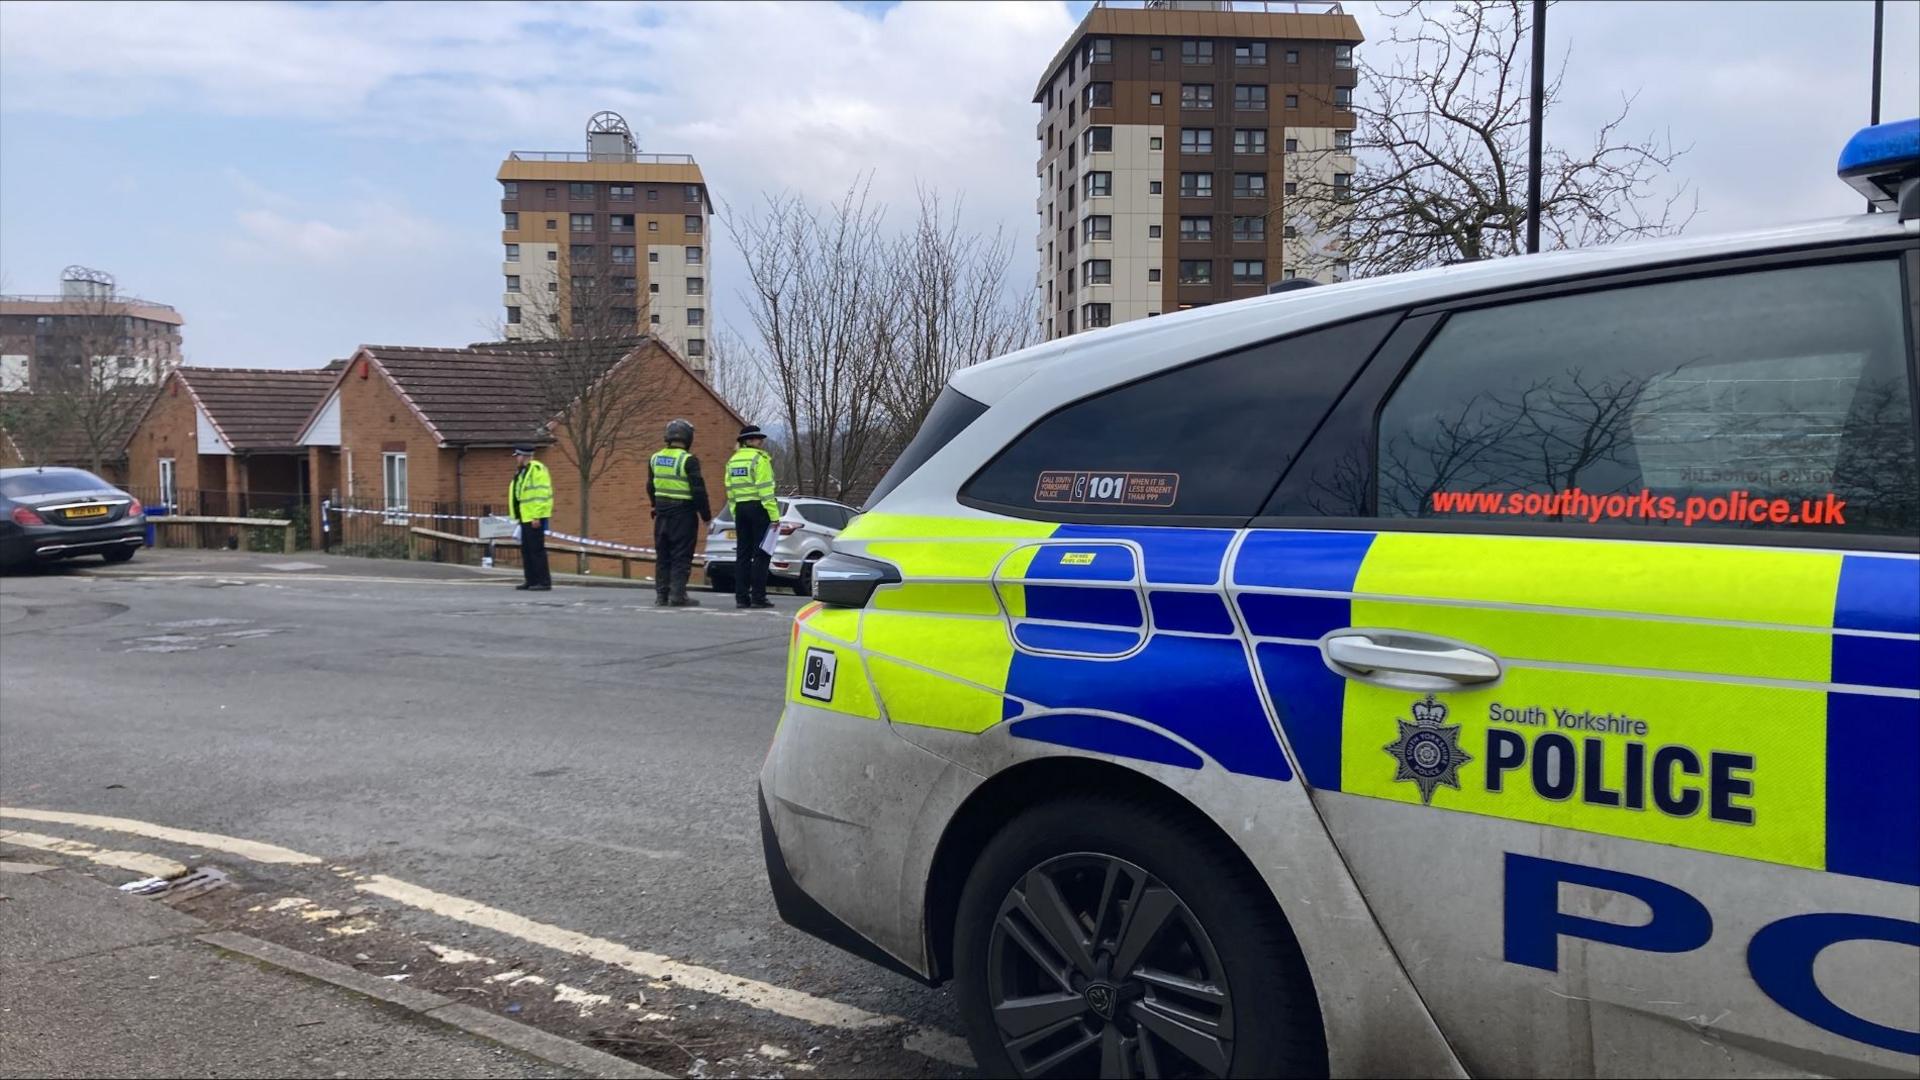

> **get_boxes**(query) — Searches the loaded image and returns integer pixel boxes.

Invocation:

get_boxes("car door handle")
[1325,632,1501,686]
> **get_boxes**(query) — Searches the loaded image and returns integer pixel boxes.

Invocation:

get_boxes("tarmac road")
[0,549,970,1078]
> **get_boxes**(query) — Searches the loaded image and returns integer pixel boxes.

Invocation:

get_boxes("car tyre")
[953,794,1325,1079]
[794,554,821,597]
[103,547,136,564]
[707,570,732,593]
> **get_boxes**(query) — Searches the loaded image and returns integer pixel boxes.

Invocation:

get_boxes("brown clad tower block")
[1033,0,1361,339]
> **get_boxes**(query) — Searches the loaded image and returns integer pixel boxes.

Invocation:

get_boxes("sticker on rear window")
[1034,470,1180,508]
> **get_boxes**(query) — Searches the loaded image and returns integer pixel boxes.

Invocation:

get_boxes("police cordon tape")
[326,504,705,563]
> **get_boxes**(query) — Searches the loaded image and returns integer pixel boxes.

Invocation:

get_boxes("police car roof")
[953,213,1910,406]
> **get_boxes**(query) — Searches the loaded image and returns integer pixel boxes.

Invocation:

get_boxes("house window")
[647,188,660,201]
[1234,129,1267,154]
[1284,225,1298,238]
[1085,37,1112,64]
[1334,172,1353,197]
[571,213,594,233]
[504,211,519,229]
[546,218,557,229]
[571,244,594,261]
[650,283,660,293]
[1150,135,1164,150]
[502,181,519,199]
[571,275,595,291]
[687,308,704,326]
[1181,40,1214,64]
[611,184,635,200]
[687,246,703,264]
[1233,259,1266,283]
[1285,49,1300,64]
[1148,268,1162,282]
[569,182,594,200]
[616,277,637,290]
[1283,269,1297,280]
[1148,224,1162,238]
[1234,85,1267,110]
[1084,259,1112,284]
[1335,130,1353,149]
[1284,137,1300,151]
[685,215,702,233]
[1150,46,1164,62]
[687,277,704,294]
[1149,180,1164,194]
[649,220,660,231]
[1085,126,1113,153]
[1234,42,1267,65]
[1180,216,1213,241]
[1333,260,1351,279]
[1083,303,1112,328]
[649,251,660,262]
[1181,128,1214,153]
[1178,260,1213,284]
[1180,83,1213,108]
[1335,44,1354,67]
[1234,172,1267,197]
[651,313,661,325]
[505,275,521,292]
[685,184,701,202]
[1233,215,1266,241]
[382,453,408,524]
[612,246,636,264]
[504,243,520,262]
[546,186,557,197]
[1084,82,1113,108]
[1083,214,1112,240]
[1150,90,1164,106]
[687,338,705,357]
[611,214,635,232]
[1085,172,1113,197]
[158,458,176,510]
[1285,94,1299,109]
[1334,86,1353,107]
[548,280,559,292]
[1179,172,1213,197]
[1284,181,1298,195]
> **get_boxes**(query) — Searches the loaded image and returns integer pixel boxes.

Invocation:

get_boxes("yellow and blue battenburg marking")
[792,513,1920,886]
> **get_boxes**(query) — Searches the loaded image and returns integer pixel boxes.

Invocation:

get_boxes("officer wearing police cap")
[725,424,779,609]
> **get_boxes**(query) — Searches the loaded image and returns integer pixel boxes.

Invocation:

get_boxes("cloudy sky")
[1,0,1914,370]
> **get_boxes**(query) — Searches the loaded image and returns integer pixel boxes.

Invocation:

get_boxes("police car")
[759,121,1920,1078]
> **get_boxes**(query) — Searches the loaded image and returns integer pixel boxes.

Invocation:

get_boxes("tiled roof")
[365,340,646,446]
[178,367,337,452]
[0,387,156,465]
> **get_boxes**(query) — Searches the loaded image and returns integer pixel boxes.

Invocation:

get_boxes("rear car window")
[962,315,1399,521]
[0,469,107,498]
[797,503,847,528]
[866,387,988,507]
[1373,258,1917,537]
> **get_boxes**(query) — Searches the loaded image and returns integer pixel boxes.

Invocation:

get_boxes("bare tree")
[877,188,1032,444]
[17,290,154,474]
[497,269,665,562]
[726,180,896,503]
[1289,0,1693,279]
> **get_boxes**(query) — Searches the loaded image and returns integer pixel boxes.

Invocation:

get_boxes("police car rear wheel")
[954,796,1323,1079]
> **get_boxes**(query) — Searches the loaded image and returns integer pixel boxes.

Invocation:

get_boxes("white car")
[703,496,859,596]
[760,121,1920,1078]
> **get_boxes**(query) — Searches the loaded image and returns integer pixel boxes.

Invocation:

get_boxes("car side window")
[961,315,1400,521]
[798,504,840,528]
[1370,259,1917,538]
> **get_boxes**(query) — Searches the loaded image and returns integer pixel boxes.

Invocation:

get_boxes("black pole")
[1870,0,1885,125]
[1526,0,1546,253]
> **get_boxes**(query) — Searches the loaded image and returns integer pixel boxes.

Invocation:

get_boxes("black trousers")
[733,502,772,605]
[653,507,699,598]
[521,520,551,587]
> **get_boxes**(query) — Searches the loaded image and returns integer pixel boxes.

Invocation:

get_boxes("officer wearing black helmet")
[647,418,711,607]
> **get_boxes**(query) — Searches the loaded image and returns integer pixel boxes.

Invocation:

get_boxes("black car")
[0,467,145,570]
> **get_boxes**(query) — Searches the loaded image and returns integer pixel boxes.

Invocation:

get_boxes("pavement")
[0,861,608,1078]
[0,547,968,1079]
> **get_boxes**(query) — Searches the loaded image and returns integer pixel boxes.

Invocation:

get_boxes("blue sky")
[1,1,1915,370]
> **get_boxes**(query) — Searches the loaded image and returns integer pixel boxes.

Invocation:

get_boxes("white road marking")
[2,808,975,1067]
[0,830,186,878]
[0,807,322,865]
[355,874,895,1031]
[428,944,494,965]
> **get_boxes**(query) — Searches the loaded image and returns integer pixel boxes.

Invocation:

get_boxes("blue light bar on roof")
[1837,118,1920,211]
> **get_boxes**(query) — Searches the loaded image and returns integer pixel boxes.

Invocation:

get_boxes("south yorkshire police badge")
[1385,694,1472,804]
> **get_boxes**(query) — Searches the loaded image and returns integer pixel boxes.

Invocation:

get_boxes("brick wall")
[125,373,201,504]
[336,354,444,507]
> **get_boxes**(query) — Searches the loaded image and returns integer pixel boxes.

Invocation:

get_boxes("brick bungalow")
[0,388,156,484]
[123,366,338,516]
[292,337,743,553]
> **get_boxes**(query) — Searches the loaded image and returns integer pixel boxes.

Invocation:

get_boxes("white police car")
[759,121,1920,1078]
